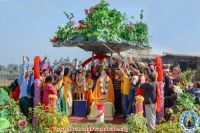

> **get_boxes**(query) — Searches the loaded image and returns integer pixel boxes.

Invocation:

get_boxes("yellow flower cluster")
[136,96,144,102]
[60,116,69,127]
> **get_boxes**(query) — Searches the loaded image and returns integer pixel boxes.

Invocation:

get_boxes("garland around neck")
[100,76,110,94]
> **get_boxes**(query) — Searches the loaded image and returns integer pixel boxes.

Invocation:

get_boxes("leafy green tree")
[51,0,149,47]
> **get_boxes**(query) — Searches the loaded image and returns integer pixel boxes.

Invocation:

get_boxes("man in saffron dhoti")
[88,69,115,120]
[91,70,114,104]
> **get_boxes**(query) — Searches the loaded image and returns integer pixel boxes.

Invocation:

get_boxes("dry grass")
[0,80,12,86]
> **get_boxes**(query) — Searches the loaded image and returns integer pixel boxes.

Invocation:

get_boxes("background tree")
[0,65,6,72]
[7,64,18,74]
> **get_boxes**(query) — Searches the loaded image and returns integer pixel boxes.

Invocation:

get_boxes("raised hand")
[26,56,30,62]
[23,56,25,64]
[44,55,48,60]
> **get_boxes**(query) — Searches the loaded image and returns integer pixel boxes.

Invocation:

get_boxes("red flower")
[6,100,11,105]
[78,20,83,24]
[54,37,61,42]
[50,39,55,43]
[78,25,84,30]
[51,37,60,43]
[89,7,94,12]
[20,120,27,129]
[84,9,88,14]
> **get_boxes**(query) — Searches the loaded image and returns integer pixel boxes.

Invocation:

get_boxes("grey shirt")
[140,82,156,104]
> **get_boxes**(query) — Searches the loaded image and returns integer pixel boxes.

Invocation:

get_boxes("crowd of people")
[8,55,187,132]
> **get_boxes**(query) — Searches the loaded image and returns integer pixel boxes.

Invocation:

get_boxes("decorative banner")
[82,54,109,68]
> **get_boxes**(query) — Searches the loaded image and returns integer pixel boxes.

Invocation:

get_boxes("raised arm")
[40,55,48,68]
[73,58,78,70]
[18,56,28,85]
[119,63,124,75]
[60,65,65,77]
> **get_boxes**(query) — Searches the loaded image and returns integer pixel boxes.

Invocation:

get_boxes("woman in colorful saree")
[60,68,73,116]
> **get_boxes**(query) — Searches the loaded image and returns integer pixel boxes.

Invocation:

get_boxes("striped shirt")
[113,79,121,90]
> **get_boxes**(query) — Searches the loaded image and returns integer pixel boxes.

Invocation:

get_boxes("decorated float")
[1,0,200,133]
[51,0,151,65]
[51,0,150,53]
[50,1,200,132]
[51,0,151,123]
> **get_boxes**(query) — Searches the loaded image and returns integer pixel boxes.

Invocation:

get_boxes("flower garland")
[100,76,110,94]
[83,77,87,91]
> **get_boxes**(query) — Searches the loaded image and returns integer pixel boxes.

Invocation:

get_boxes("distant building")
[162,52,200,71]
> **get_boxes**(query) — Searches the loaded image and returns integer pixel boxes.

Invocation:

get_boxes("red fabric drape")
[155,56,163,82]
[155,56,163,112]
[156,83,161,112]
[136,87,144,96]
[34,56,41,79]
[82,54,109,68]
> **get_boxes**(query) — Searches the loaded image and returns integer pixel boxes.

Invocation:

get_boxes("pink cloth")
[41,64,49,71]
[42,83,57,106]
[188,84,193,90]
[34,79,41,87]
[163,69,170,72]
[150,65,155,71]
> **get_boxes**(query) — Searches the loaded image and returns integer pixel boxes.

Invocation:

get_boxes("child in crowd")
[42,76,57,108]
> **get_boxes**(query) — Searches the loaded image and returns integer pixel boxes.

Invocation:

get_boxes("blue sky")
[0,0,200,65]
